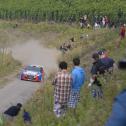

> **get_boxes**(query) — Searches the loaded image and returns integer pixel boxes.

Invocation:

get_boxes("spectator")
[120,24,125,40]
[89,50,115,98]
[79,17,84,29]
[83,15,88,27]
[68,57,86,113]
[105,60,126,126]
[59,39,74,54]
[52,61,72,118]
[98,49,115,73]
[23,109,32,125]
[89,53,104,99]
[3,103,22,121]
[102,17,106,27]
[94,22,100,30]
[59,43,68,54]
[105,16,109,28]
[116,24,125,48]
[79,15,88,28]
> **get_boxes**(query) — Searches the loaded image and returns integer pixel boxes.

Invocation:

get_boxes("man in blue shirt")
[68,57,85,112]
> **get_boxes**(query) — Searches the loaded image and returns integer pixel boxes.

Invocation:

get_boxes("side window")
[40,67,44,73]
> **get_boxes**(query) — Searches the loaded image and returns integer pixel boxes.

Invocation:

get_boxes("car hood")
[23,70,40,76]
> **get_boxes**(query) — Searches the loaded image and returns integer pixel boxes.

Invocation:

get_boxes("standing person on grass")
[117,24,126,48]
[120,24,125,40]
[68,57,86,113]
[52,61,72,118]
[88,53,104,99]
[23,109,32,125]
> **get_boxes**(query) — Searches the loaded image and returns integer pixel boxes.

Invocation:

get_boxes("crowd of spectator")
[79,14,126,30]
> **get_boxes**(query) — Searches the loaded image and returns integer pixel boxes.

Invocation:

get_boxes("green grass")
[1,22,126,126]
[0,52,21,87]
[2,23,125,126]
[0,21,22,86]
[0,53,21,76]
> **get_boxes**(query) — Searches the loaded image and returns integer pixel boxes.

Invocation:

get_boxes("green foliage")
[0,28,21,86]
[0,52,20,77]
[0,0,126,23]
[0,21,126,126]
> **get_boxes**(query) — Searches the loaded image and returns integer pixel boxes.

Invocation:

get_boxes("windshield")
[25,66,41,72]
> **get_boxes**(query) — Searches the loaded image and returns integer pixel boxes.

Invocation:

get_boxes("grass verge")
[1,22,126,126]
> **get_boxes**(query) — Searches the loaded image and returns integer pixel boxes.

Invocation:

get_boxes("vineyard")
[0,0,126,23]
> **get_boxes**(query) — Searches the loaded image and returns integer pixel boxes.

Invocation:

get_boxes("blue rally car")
[20,65,44,82]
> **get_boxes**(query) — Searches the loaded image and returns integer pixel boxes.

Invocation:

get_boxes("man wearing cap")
[98,49,115,74]
[89,53,104,99]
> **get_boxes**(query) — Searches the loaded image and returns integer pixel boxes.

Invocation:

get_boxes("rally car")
[20,65,44,82]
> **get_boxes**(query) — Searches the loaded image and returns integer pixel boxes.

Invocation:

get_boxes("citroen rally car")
[20,65,44,82]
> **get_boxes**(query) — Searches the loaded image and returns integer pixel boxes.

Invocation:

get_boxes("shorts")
[68,89,80,108]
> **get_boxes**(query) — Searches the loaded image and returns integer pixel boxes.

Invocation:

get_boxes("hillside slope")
[5,23,126,126]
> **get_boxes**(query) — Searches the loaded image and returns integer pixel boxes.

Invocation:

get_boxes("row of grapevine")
[0,0,125,24]
[0,9,79,22]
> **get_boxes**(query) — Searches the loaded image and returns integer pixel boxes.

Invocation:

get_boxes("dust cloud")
[0,39,60,113]
[10,40,60,74]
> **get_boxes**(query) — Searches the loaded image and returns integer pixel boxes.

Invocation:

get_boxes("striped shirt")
[53,70,72,104]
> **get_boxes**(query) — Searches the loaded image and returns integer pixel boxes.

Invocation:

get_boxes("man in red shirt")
[120,24,125,39]
[117,24,125,48]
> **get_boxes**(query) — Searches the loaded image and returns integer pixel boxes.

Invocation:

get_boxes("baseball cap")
[97,48,107,55]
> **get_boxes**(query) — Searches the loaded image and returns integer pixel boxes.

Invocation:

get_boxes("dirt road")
[0,40,60,112]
